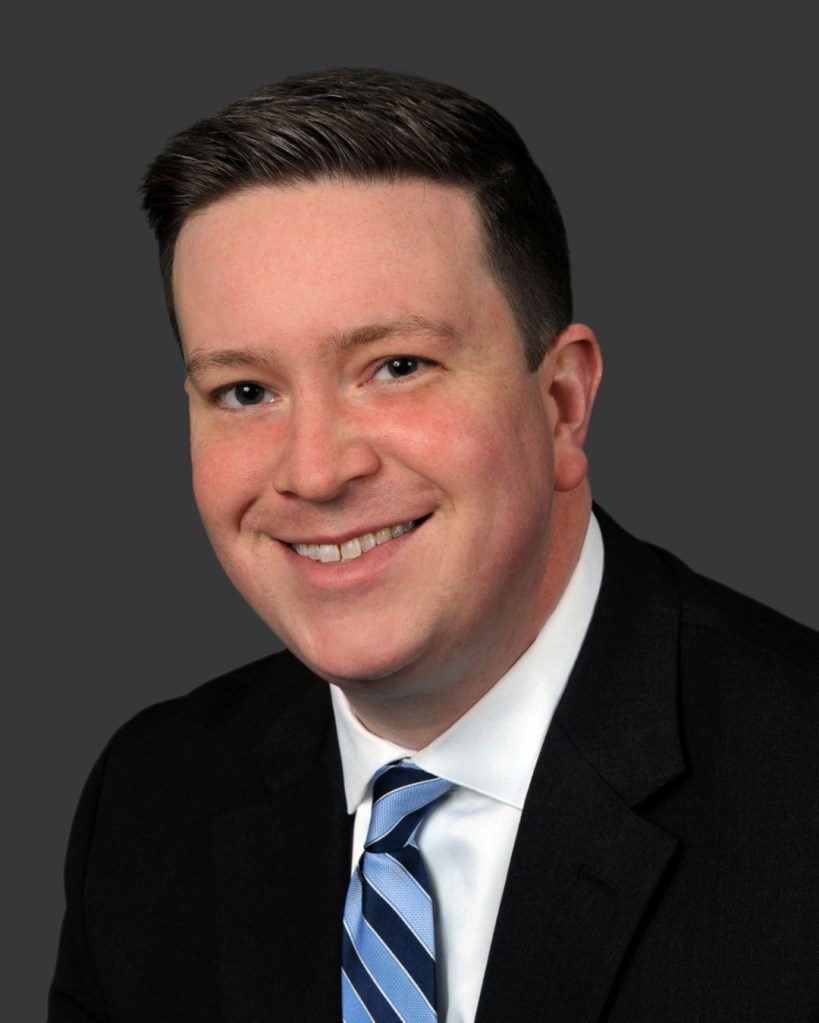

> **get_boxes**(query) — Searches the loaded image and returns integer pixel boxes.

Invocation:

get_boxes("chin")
[309,652,417,688]
[289,628,426,690]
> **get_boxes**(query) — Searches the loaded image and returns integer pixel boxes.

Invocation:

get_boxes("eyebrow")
[185,315,461,378]
[185,347,270,379]
[325,315,461,354]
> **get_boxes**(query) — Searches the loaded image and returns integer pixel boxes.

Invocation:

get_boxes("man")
[49,69,816,1022]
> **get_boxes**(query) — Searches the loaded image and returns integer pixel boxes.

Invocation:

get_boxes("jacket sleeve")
[48,745,110,1022]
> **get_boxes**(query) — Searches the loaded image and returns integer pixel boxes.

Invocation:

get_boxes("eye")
[216,382,275,408]
[372,357,426,381]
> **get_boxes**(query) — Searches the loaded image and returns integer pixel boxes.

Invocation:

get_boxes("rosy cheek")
[191,428,273,521]
[370,394,481,460]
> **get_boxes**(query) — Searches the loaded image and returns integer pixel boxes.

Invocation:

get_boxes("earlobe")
[540,324,603,492]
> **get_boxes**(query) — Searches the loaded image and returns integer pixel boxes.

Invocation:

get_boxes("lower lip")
[280,522,424,590]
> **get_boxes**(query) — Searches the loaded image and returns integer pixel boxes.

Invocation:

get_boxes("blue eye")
[218,382,274,408]
[373,357,423,380]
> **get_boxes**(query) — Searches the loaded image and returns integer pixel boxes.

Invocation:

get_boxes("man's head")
[144,71,601,746]
[142,67,571,370]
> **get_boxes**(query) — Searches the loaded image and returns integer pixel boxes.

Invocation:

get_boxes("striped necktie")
[342,760,453,1023]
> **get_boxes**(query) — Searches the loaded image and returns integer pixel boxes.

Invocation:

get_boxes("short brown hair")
[142,67,572,369]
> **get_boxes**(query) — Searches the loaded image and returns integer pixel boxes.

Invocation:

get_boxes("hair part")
[142,68,572,370]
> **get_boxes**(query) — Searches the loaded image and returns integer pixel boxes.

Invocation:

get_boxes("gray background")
[8,4,815,1015]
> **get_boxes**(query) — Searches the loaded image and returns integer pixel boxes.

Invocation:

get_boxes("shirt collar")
[331,512,604,813]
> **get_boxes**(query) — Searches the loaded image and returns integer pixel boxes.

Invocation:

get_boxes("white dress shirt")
[331,513,604,1023]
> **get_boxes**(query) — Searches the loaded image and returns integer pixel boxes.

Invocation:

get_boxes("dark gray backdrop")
[11,5,815,1015]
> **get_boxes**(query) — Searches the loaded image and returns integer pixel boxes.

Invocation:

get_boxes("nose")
[270,393,381,502]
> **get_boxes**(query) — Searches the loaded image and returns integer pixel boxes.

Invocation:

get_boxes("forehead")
[172,180,501,349]
[174,179,488,272]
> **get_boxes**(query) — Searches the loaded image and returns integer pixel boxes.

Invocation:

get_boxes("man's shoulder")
[648,535,816,683]
[590,506,815,829]
[597,504,816,681]
[591,505,816,777]
[598,508,816,786]
[117,647,323,743]
[93,649,331,816]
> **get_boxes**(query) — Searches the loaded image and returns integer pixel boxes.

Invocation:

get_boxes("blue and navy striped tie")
[342,761,453,1023]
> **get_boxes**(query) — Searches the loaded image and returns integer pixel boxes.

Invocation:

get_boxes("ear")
[538,323,603,492]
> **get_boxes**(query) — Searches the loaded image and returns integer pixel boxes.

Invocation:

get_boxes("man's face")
[175,180,588,714]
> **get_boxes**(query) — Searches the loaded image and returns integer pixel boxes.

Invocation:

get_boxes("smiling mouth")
[290,519,420,564]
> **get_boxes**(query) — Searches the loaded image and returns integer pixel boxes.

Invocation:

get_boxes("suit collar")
[477,507,686,1022]
[555,505,685,805]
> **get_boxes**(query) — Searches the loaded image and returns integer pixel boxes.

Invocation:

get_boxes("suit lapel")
[477,509,686,1022]
[211,665,352,1022]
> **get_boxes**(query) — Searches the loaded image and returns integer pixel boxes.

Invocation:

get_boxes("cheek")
[190,426,273,529]
[386,390,554,494]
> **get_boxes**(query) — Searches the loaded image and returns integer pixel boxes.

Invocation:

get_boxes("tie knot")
[365,761,452,853]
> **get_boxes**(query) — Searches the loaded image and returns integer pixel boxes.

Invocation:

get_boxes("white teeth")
[291,520,417,563]
[340,538,362,561]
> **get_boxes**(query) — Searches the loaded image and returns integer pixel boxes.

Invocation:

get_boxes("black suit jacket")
[49,510,817,1021]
